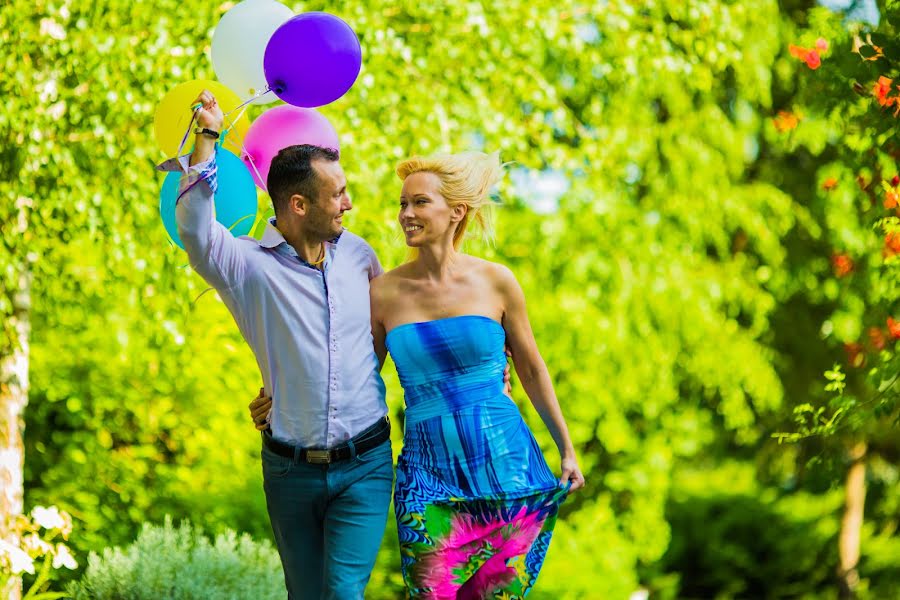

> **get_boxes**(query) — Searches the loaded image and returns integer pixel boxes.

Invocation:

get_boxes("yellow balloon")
[153,79,251,158]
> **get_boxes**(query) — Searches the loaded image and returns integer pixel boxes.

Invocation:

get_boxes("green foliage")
[656,463,843,600]
[761,11,900,594]
[67,518,283,600]
[770,3,900,438]
[2,0,898,597]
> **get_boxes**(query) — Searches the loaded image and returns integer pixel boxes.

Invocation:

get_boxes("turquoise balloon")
[159,148,257,249]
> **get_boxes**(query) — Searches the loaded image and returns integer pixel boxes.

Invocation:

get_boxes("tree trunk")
[0,267,30,600]
[838,441,867,599]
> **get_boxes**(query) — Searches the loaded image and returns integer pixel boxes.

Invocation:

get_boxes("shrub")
[657,488,843,599]
[67,518,284,600]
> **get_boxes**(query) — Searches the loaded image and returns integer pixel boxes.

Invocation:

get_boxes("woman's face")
[398,172,456,247]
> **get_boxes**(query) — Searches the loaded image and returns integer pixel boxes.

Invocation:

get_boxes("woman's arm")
[495,264,585,491]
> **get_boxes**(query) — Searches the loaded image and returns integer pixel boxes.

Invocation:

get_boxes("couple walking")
[162,90,584,599]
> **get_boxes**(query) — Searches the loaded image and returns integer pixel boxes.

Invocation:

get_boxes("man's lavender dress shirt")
[159,152,387,448]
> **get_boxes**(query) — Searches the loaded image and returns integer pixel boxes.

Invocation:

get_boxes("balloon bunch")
[154,0,361,249]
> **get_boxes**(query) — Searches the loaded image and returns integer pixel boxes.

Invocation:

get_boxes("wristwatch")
[194,128,220,139]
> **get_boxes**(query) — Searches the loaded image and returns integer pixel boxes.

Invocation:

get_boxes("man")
[158,90,392,600]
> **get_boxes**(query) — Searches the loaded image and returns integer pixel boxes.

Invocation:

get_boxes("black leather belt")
[262,416,390,464]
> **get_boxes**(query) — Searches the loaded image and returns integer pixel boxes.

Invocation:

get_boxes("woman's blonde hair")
[396,151,502,250]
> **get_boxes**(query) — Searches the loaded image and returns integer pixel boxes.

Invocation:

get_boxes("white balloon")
[211,0,294,105]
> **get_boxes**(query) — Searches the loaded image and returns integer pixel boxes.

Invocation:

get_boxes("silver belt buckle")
[306,449,331,464]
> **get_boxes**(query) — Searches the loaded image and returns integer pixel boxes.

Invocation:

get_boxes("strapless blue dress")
[386,315,567,599]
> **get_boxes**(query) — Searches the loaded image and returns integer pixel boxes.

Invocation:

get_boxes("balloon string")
[192,286,216,307]
[176,106,202,171]
[227,213,256,233]
[224,121,268,195]
[225,104,249,130]
[223,86,274,117]
[221,102,250,145]
[185,88,261,156]
[221,88,270,185]
[184,87,271,194]
[245,152,268,195]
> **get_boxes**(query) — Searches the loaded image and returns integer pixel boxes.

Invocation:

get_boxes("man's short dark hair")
[267,145,340,215]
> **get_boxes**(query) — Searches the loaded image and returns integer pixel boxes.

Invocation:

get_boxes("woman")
[371,151,583,598]
[250,151,584,598]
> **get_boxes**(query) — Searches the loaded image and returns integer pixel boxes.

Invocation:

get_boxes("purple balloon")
[264,12,362,108]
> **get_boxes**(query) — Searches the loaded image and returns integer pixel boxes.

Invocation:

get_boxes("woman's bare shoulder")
[465,256,517,288]
[371,263,415,296]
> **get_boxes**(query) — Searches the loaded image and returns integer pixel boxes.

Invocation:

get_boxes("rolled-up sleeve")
[367,245,384,280]
[157,152,246,290]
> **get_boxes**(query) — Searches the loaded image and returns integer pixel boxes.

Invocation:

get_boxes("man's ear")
[289,193,309,216]
[450,203,468,223]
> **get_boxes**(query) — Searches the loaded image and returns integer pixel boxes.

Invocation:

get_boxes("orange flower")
[868,327,886,350]
[831,253,854,277]
[805,51,821,70]
[885,189,898,209]
[773,110,799,132]
[789,44,810,61]
[874,76,895,107]
[888,317,900,340]
[885,232,900,257]
[843,342,866,368]
[822,177,838,191]
[789,44,821,69]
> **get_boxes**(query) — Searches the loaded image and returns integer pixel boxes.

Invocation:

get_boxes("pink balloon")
[240,105,340,190]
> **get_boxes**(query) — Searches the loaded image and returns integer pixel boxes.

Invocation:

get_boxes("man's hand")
[503,347,513,398]
[189,90,224,166]
[193,90,224,132]
[249,387,273,431]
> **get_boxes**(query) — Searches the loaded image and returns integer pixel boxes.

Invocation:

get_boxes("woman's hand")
[560,453,585,492]
[249,387,272,431]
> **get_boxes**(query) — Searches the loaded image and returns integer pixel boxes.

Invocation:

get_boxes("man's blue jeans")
[262,437,393,600]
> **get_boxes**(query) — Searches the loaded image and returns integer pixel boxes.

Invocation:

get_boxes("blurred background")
[2,0,900,598]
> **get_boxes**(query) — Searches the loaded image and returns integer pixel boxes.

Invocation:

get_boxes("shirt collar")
[259,217,286,249]
[258,217,344,250]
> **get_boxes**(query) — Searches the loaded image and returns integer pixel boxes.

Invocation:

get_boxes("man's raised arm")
[156,90,247,290]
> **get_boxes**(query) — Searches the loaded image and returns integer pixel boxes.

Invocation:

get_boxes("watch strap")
[194,127,220,139]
